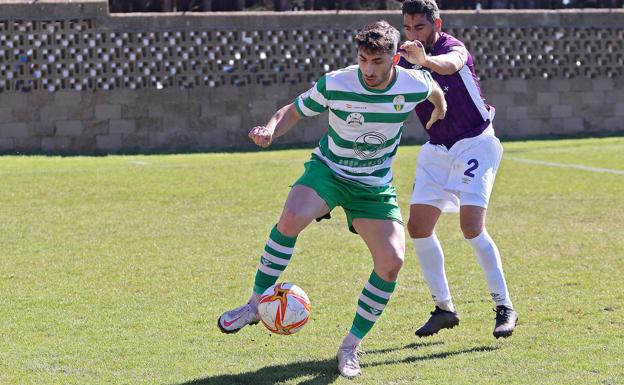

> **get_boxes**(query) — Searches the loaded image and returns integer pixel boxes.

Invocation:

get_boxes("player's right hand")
[248,125,274,148]
[399,40,428,67]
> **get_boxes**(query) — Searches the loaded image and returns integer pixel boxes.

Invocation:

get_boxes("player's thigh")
[278,185,330,236]
[407,203,442,238]
[352,218,405,281]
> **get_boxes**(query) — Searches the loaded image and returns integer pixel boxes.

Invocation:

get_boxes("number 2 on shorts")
[464,159,479,178]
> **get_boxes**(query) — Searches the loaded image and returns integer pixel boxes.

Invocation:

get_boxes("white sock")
[467,230,513,308]
[249,292,261,309]
[412,234,455,313]
[340,332,362,349]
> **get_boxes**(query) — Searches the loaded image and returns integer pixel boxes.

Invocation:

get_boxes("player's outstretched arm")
[248,103,301,148]
[425,80,447,130]
[399,40,467,75]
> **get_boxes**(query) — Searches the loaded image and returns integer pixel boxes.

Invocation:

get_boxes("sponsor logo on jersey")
[353,132,387,160]
[346,103,367,111]
[393,95,405,112]
[346,112,364,126]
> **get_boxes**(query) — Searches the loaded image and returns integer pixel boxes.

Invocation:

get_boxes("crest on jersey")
[353,132,387,160]
[393,95,405,112]
[346,112,364,126]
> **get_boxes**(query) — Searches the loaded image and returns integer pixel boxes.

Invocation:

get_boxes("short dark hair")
[355,20,400,54]
[402,0,440,24]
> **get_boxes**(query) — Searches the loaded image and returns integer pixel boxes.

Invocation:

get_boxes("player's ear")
[434,18,442,32]
[393,53,400,66]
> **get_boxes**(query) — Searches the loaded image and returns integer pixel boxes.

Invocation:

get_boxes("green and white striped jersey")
[295,64,433,187]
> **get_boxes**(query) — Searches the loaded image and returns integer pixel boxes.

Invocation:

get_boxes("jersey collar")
[357,66,398,94]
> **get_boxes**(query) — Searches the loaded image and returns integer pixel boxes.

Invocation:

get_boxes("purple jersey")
[398,32,494,149]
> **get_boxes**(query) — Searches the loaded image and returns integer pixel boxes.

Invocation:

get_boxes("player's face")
[403,13,436,52]
[357,48,395,89]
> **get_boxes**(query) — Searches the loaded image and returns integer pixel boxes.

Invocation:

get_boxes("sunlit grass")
[0,137,622,384]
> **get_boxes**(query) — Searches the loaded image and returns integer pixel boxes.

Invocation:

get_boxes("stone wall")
[0,1,622,153]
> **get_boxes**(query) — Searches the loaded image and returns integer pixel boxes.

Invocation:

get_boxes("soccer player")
[217,20,446,378]
[398,0,518,339]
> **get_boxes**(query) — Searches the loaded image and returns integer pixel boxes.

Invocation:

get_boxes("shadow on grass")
[362,344,500,368]
[175,342,497,385]
[177,357,339,385]
[364,340,444,355]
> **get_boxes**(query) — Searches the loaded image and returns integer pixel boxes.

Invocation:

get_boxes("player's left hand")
[425,104,446,130]
[248,125,274,147]
[398,40,428,67]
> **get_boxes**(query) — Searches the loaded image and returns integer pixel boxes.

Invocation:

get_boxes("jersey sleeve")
[294,75,329,118]
[403,68,434,104]
[421,70,434,99]
[441,36,467,54]
[442,40,469,67]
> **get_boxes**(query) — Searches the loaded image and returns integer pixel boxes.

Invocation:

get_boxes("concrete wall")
[0,2,622,153]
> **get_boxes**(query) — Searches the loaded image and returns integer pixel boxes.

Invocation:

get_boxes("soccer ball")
[258,282,311,335]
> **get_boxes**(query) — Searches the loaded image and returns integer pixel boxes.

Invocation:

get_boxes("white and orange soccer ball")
[258,282,311,335]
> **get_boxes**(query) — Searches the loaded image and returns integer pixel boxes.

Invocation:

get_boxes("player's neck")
[428,32,441,53]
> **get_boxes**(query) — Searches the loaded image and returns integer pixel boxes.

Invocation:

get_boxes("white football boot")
[336,344,363,378]
[217,303,259,334]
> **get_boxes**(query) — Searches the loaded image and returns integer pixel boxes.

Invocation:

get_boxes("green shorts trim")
[292,156,403,234]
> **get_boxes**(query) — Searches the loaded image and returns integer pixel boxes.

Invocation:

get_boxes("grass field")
[1,137,623,385]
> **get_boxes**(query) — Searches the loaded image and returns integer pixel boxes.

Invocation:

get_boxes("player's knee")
[461,222,484,239]
[407,217,433,238]
[376,253,404,282]
[278,209,309,237]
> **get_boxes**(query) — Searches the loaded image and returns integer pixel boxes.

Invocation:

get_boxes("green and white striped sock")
[252,225,297,295]
[350,270,397,339]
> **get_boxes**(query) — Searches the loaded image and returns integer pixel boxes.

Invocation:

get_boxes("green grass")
[1,137,623,385]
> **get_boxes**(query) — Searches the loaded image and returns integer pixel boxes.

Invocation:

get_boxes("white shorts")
[410,126,503,213]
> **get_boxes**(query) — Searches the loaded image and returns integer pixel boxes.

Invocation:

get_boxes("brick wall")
[0,2,622,153]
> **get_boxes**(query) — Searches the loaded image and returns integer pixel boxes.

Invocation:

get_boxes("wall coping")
[0,2,622,29]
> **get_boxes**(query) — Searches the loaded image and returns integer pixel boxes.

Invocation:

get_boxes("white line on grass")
[128,160,151,166]
[506,156,624,175]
